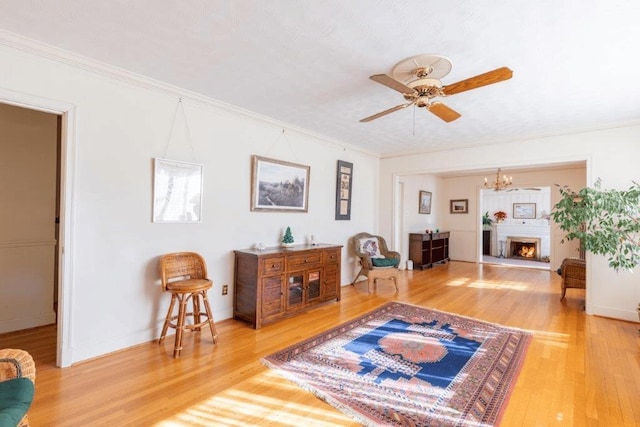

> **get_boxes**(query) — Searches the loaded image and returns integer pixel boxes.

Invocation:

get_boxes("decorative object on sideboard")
[484,168,513,191]
[282,226,295,247]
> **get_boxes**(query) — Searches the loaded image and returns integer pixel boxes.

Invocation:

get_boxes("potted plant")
[482,211,493,230]
[552,178,640,325]
[494,210,507,223]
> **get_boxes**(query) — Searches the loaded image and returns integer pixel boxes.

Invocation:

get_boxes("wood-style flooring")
[1,261,639,426]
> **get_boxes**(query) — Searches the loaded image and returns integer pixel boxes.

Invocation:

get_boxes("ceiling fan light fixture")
[360,54,512,124]
[407,78,442,90]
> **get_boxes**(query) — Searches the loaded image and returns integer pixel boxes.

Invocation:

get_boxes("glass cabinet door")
[307,270,321,303]
[287,273,304,309]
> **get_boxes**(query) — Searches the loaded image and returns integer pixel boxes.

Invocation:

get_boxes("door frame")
[0,88,76,367]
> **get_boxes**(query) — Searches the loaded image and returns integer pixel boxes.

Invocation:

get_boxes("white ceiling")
[1,0,639,157]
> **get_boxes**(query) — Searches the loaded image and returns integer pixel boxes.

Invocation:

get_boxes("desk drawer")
[261,257,285,275]
[288,252,322,269]
[323,249,340,265]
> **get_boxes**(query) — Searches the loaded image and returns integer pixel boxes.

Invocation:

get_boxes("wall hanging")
[335,160,353,220]
[251,155,310,212]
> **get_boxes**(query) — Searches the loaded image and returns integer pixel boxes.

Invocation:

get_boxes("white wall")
[0,38,379,364]
[381,134,639,322]
[0,104,58,333]
[397,174,443,264]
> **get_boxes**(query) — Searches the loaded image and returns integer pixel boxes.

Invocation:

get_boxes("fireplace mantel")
[492,223,550,258]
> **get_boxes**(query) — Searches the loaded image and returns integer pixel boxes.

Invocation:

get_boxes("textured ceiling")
[0,0,639,157]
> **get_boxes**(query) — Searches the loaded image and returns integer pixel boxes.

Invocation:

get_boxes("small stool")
[159,252,218,357]
[367,267,399,293]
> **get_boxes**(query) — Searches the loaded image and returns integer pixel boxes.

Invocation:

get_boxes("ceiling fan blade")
[370,74,417,95]
[360,103,413,122]
[442,67,513,96]
[427,102,461,122]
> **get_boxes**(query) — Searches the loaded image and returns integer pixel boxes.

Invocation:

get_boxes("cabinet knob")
[272,264,276,267]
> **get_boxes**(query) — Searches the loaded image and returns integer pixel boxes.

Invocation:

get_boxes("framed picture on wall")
[450,199,469,214]
[513,202,536,219]
[250,155,310,212]
[419,191,432,214]
[153,158,203,223]
[335,160,353,220]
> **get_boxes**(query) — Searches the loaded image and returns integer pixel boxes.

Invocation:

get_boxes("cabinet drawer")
[323,249,340,265]
[288,252,322,269]
[261,257,285,275]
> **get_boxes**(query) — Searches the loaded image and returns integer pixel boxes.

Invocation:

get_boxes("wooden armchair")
[0,349,36,427]
[351,232,401,292]
[558,257,586,300]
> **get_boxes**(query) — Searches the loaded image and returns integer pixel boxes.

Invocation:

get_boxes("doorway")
[0,103,59,352]
[479,187,551,270]
[0,90,75,367]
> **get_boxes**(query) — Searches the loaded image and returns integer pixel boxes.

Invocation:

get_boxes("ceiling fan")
[360,54,512,123]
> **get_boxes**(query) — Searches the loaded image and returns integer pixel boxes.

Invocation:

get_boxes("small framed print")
[335,160,353,220]
[419,191,432,214]
[513,203,536,219]
[450,199,469,214]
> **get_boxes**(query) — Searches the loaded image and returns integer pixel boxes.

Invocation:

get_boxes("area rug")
[261,302,532,426]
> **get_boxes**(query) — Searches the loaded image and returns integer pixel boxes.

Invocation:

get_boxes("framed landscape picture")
[419,191,432,214]
[250,155,310,212]
[450,199,468,214]
[513,202,536,219]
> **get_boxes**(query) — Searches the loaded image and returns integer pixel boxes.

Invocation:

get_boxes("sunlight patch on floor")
[153,371,353,427]
[529,329,571,349]
[467,280,529,291]
[446,277,472,287]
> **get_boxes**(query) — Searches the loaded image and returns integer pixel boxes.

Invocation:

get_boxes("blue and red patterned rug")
[262,302,532,426]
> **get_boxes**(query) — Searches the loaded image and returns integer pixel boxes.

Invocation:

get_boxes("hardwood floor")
[1,261,639,426]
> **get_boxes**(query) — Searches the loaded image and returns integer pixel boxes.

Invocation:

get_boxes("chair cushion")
[0,377,34,427]
[359,237,382,258]
[166,278,212,292]
[372,257,398,267]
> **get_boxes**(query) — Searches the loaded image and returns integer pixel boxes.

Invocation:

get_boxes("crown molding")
[0,29,377,158]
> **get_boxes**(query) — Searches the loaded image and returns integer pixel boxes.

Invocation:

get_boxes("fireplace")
[505,236,541,260]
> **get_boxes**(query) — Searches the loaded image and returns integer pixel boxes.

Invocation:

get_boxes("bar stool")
[158,252,218,357]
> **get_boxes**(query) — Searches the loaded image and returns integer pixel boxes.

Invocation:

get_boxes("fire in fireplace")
[505,236,541,260]
[515,242,536,258]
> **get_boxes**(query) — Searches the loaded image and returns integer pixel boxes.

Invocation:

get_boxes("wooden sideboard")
[233,244,342,329]
[409,232,450,269]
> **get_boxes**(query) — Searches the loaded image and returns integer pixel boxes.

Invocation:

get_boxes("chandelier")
[484,168,513,191]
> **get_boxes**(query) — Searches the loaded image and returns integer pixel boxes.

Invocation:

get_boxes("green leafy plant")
[552,179,640,271]
[482,211,493,226]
